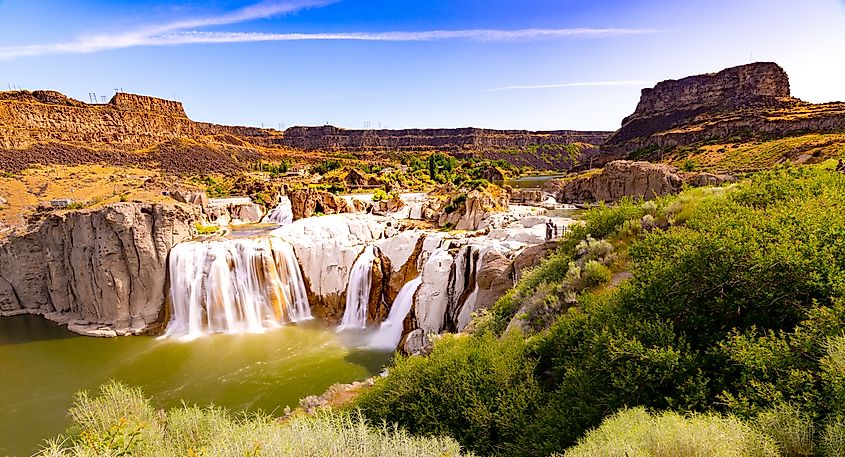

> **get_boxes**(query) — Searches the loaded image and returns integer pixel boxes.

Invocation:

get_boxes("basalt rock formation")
[544,161,682,203]
[0,89,610,172]
[597,62,845,161]
[281,125,609,153]
[544,160,737,203]
[0,90,276,151]
[0,202,199,336]
[0,91,284,174]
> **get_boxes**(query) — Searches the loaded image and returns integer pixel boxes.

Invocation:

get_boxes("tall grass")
[37,381,471,457]
[563,408,778,457]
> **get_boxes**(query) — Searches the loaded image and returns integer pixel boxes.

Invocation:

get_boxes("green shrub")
[443,193,467,214]
[354,332,541,456]
[580,260,611,289]
[372,189,388,202]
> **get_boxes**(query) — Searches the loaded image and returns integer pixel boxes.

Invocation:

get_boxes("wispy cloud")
[0,0,333,59]
[149,28,657,45]
[0,0,660,60]
[491,80,656,91]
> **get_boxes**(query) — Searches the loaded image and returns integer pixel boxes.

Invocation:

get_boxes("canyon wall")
[0,203,199,336]
[280,125,610,152]
[600,62,845,159]
[0,90,276,151]
[0,90,609,170]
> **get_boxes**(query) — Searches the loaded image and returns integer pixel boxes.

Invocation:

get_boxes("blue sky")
[1,0,844,131]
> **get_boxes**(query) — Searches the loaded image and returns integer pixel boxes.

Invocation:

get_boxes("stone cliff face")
[0,90,275,151]
[543,160,736,204]
[281,125,610,152]
[0,89,609,173]
[0,203,199,336]
[599,62,845,160]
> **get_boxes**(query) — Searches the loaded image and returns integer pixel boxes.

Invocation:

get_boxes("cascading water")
[164,237,311,339]
[263,196,293,226]
[369,277,422,350]
[338,245,377,331]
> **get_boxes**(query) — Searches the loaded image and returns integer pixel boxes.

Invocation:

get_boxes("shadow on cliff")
[0,314,77,346]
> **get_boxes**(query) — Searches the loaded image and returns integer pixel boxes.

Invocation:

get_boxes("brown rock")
[547,160,682,203]
[288,188,351,220]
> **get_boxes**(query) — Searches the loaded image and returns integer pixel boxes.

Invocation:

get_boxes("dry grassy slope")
[663,133,845,173]
[0,165,200,234]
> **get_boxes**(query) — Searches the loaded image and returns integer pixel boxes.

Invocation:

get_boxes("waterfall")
[338,246,377,331]
[369,277,422,350]
[164,237,311,339]
[263,196,293,226]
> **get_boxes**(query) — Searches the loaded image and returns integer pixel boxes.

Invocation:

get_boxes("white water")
[369,277,422,350]
[263,196,293,226]
[164,237,311,339]
[338,246,377,331]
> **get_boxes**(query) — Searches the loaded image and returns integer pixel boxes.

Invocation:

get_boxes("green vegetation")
[194,222,219,235]
[354,166,845,456]
[312,159,342,175]
[372,188,388,202]
[38,381,472,457]
[563,407,778,457]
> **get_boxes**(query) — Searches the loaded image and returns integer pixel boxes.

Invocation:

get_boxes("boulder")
[474,250,515,310]
[682,171,737,187]
[372,194,405,215]
[288,188,351,220]
[547,160,682,203]
[438,187,509,230]
[231,203,263,223]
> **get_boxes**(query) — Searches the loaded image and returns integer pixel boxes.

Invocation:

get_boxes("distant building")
[50,198,73,208]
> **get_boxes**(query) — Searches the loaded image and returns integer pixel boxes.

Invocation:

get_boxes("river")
[0,315,390,456]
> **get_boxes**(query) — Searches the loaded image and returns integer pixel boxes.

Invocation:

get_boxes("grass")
[563,408,778,457]
[665,133,845,173]
[37,381,473,457]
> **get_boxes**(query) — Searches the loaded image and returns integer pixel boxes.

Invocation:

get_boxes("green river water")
[0,315,391,456]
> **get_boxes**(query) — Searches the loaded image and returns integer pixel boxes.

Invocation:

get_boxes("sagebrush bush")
[563,407,778,457]
[754,404,815,457]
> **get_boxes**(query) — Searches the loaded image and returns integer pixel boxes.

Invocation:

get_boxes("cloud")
[0,0,334,59]
[0,1,660,60]
[148,28,657,45]
[490,80,656,91]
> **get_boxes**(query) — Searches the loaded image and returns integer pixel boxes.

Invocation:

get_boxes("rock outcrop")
[545,160,682,203]
[0,203,199,336]
[437,187,510,230]
[287,188,352,220]
[595,63,845,162]
[281,125,609,152]
[0,90,276,151]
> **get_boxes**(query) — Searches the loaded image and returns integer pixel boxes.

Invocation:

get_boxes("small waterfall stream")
[263,196,293,226]
[164,237,311,339]
[338,246,377,331]
[369,277,422,350]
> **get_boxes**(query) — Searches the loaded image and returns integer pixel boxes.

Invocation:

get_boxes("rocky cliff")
[0,202,199,336]
[0,89,610,173]
[281,125,609,152]
[0,90,276,151]
[599,62,845,161]
[543,160,736,203]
